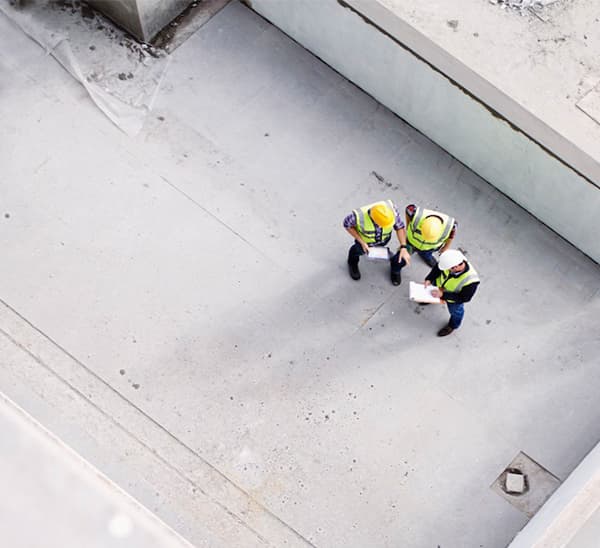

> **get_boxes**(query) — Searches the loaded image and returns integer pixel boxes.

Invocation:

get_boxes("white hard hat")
[438,249,466,270]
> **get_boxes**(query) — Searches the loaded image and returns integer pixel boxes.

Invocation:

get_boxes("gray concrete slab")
[1,2,599,547]
[0,393,193,548]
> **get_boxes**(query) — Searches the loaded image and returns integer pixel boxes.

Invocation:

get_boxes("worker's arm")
[395,227,411,265]
[343,212,369,254]
[346,226,369,254]
[424,265,440,285]
[438,222,457,254]
[424,265,444,302]
[438,237,453,254]
[429,286,446,304]
[439,282,479,304]
[404,205,415,250]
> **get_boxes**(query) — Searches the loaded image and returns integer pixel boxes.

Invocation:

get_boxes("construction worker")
[425,249,480,337]
[343,199,411,285]
[405,204,457,268]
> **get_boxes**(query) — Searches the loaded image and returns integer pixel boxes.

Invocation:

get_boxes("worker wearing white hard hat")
[424,249,480,337]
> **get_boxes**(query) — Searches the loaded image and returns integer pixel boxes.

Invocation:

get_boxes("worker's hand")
[399,247,411,265]
[431,288,443,298]
[360,241,369,254]
[424,280,431,287]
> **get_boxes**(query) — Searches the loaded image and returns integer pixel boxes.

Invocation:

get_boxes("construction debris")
[0,0,169,135]
[489,0,560,14]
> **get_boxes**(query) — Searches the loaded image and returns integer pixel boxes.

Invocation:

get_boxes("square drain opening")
[491,451,561,517]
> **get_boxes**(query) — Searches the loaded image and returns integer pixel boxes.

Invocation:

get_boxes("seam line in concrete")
[159,174,274,261]
[0,297,316,548]
[358,296,389,329]
[0,322,271,546]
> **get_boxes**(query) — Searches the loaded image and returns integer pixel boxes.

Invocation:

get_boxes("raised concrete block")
[87,0,191,42]
[506,471,526,494]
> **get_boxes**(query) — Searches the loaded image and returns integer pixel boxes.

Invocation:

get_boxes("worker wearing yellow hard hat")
[343,199,411,285]
[425,249,480,337]
[405,204,457,268]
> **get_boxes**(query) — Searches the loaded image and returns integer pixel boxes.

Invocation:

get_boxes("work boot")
[390,271,401,286]
[437,324,454,337]
[348,262,361,280]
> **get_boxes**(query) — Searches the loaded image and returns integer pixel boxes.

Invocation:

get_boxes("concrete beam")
[87,0,191,42]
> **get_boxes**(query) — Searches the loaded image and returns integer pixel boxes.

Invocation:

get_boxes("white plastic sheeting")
[0,1,169,135]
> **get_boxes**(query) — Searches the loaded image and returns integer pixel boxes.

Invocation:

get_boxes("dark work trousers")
[447,302,465,329]
[347,240,406,274]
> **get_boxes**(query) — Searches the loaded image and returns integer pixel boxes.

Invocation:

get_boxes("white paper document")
[367,247,389,260]
[409,281,441,304]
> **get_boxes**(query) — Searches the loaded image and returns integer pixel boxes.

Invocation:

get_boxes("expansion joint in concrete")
[0,297,315,548]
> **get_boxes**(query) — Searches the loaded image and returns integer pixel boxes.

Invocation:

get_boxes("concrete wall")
[88,0,190,42]
[246,0,600,264]
[87,0,143,40]
[138,0,191,41]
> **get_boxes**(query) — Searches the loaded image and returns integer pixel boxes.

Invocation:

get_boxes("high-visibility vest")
[435,263,480,303]
[407,207,455,251]
[353,200,395,244]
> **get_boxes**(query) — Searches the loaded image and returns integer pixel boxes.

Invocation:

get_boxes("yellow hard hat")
[370,204,395,228]
[421,216,443,242]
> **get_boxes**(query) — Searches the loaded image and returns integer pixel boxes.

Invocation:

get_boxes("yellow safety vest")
[353,200,395,244]
[407,207,454,251]
[435,263,479,303]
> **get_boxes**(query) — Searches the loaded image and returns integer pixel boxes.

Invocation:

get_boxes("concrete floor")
[1,2,600,547]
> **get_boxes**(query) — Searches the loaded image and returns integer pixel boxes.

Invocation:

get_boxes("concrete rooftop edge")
[368,0,600,186]
[349,0,600,187]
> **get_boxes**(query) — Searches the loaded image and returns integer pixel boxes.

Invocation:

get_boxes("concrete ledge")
[246,0,600,263]
[0,392,193,548]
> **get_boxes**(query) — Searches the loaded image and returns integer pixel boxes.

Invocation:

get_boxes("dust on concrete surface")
[0,0,168,135]
[370,170,399,190]
[152,0,203,51]
[488,0,564,14]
